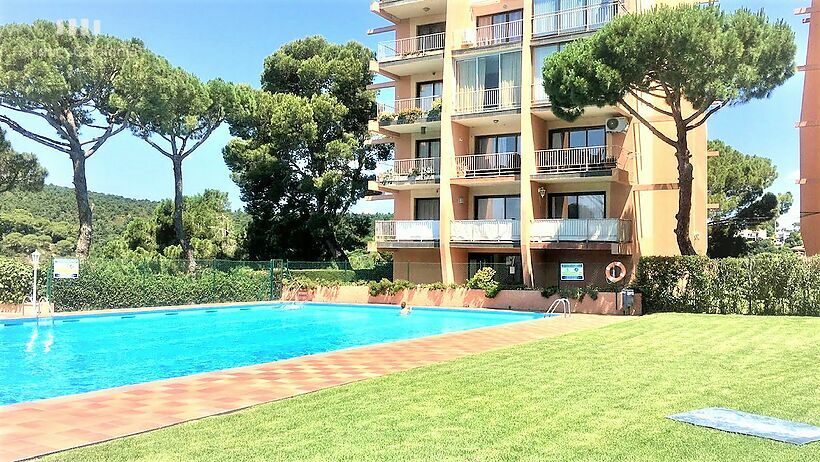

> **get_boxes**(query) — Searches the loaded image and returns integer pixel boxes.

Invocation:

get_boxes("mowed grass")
[44,314,820,462]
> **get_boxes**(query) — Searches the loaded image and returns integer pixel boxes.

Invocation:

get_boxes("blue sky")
[0,0,808,227]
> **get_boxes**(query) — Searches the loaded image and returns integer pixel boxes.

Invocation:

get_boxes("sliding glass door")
[456,52,521,112]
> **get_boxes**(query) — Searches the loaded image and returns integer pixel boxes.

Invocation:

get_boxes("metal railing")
[532,82,550,105]
[534,145,617,174]
[451,219,521,242]
[463,19,524,47]
[454,152,521,177]
[533,1,627,37]
[377,95,441,115]
[454,86,521,114]
[377,32,446,61]
[530,219,632,243]
[375,220,440,241]
[377,157,441,183]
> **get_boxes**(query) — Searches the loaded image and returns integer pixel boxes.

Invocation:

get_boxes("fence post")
[46,258,53,302]
[269,259,274,301]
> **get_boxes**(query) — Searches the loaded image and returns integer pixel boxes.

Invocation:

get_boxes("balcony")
[454,86,521,115]
[454,152,521,178]
[462,20,523,48]
[535,146,617,175]
[451,219,521,242]
[372,0,446,21]
[530,219,632,243]
[377,96,441,134]
[377,33,445,62]
[376,157,440,188]
[375,220,440,248]
[533,1,627,38]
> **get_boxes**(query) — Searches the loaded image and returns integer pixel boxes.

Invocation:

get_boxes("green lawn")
[45,314,820,462]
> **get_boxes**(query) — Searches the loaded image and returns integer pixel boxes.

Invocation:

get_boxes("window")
[417,22,445,36]
[416,81,443,112]
[475,134,520,155]
[475,195,520,220]
[477,9,524,44]
[416,139,440,158]
[549,126,606,149]
[456,52,522,111]
[549,192,606,219]
[415,198,440,220]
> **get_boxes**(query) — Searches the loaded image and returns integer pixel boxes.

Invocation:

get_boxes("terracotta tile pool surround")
[0,306,629,462]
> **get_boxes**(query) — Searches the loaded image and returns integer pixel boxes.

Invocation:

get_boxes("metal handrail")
[454,152,521,177]
[377,32,446,61]
[547,298,571,317]
[530,218,633,243]
[375,220,440,242]
[451,219,521,242]
[378,95,442,115]
[454,86,521,114]
[463,19,524,47]
[533,1,627,37]
[377,157,441,183]
[534,145,617,174]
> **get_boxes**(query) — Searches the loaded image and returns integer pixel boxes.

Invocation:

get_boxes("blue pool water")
[0,303,543,405]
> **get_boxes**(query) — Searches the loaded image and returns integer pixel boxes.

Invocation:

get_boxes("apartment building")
[367,0,708,287]
[799,0,820,256]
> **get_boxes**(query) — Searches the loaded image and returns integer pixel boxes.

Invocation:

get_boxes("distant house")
[738,229,768,241]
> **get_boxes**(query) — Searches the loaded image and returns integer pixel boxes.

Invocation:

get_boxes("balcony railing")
[451,219,521,242]
[377,32,446,61]
[375,220,440,242]
[532,82,550,105]
[463,19,524,47]
[377,157,441,184]
[378,95,441,116]
[531,219,632,243]
[533,1,626,37]
[534,146,617,174]
[454,152,521,178]
[454,86,521,114]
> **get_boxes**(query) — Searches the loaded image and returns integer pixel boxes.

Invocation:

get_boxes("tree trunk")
[674,137,698,256]
[172,157,196,272]
[71,152,93,259]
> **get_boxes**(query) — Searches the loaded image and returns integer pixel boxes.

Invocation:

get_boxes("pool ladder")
[547,298,571,318]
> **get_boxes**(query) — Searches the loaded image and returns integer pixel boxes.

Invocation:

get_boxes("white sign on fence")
[53,258,80,279]
[560,263,584,281]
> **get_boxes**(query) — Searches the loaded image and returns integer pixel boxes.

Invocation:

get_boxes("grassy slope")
[45,314,820,462]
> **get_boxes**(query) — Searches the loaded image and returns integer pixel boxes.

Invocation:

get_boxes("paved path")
[0,312,629,461]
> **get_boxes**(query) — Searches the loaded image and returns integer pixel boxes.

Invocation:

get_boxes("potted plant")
[426,99,442,121]
[396,107,423,124]
[378,112,396,125]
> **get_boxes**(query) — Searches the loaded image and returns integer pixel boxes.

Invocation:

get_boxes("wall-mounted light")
[458,197,464,204]
[493,119,499,124]
[538,186,546,198]
[423,6,430,12]
[421,126,427,135]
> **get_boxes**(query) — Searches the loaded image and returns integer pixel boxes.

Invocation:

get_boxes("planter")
[281,286,641,316]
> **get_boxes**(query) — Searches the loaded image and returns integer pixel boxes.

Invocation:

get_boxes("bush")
[51,259,276,311]
[466,267,500,298]
[288,268,356,283]
[0,257,44,304]
[635,254,820,316]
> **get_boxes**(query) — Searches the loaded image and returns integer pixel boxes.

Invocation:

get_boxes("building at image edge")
[367,0,708,287]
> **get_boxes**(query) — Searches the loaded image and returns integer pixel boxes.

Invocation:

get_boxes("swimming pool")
[0,303,543,405]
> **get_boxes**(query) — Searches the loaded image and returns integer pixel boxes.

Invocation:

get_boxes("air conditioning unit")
[606,117,628,133]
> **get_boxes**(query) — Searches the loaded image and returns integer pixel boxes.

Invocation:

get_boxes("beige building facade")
[368,0,708,287]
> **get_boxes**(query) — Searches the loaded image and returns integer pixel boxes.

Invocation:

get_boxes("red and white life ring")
[605,261,627,283]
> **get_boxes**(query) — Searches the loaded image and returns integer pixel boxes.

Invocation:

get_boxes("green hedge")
[288,269,357,283]
[51,259,277,311]
[635,254,820,316]
[0,257,45,304]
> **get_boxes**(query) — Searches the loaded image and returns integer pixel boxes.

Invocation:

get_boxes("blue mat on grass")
[668,407,820,445]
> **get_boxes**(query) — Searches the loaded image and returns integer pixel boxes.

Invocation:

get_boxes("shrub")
[288,268,356,283]
[50,259,275,311]
[465,267,500,298]
[635,254,820,316]
[0,257,44,304]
